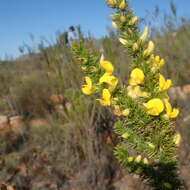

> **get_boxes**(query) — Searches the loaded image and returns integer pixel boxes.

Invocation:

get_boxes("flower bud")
[122,132,130,139]
[119,38,131,46]
[143,158,149,165]
[173,133,181,146]
[127,156,134,162]
[132,43,139,51]
[155,55,160,62]
[128,16,138,25]
[122,109,130,116]
[147,142,155,149]
[120,15,127,23]
[107,0,117,7]
[100,54,104,63]
[143,41,155,57]
[134,155,142,163]
[159,58,165,68]
[139,26,149,43]
[119,0,126,11]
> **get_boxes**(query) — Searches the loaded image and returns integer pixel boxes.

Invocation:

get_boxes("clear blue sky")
[0,0,189,59]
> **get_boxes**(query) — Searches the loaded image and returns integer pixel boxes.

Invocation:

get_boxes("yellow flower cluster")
[119,25,180,119]
[81,56,119,107]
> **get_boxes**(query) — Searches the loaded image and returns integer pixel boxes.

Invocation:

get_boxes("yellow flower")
[121,132,130,139]
[100,61,114,74]
[163,100,179,119]
[139,26,149,43]
[159,74,172,91]
[155,56,165,68]
[143,40,155,57]
[97,89,111,106]
[144,98,164,116]
[129,68,145,86]
[114,105,130,117]
[99,73,118,92]
[127,85,149,98]
[82,77,96,95]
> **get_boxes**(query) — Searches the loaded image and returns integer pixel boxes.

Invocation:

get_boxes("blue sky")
[0,0,190,59]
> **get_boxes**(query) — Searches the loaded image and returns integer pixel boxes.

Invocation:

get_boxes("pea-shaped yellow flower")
[144,98,164,116]
[127,85,149,98]
[99,73,118,92]
[82,77,96,95]
[100,61,114,74]
[97,89,111,106]
[129,68,145,86]
[159,74,172,91]
[163,100,179,119]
